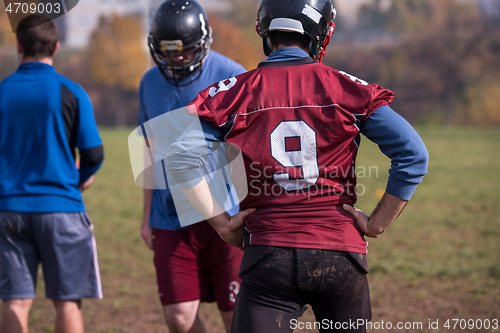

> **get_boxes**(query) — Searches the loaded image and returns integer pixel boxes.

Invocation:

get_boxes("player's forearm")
[142,134,155,221]
[366,192,407,238]
[181,178,229,230]
[181,178,252,250]
[141,188,154,250]
[143,188,154,221]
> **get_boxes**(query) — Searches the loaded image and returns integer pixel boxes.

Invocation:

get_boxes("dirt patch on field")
[295,275,500,333]
[15,273,499,332]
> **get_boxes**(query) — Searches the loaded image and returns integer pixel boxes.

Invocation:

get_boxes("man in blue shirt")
[0,14,104,333]
[138,1,246,332]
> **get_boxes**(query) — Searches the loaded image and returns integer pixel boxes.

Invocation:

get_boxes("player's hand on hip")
[220,208,256,250]
[141,218,154,251]
[342,204,371,237]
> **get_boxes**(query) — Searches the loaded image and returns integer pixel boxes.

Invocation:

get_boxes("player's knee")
[164,315,194,333]
[163,304,198,333]
[52,300,82,313]
[3,299,33,313]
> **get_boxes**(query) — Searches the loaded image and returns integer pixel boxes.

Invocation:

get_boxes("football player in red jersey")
[166,0,429,332]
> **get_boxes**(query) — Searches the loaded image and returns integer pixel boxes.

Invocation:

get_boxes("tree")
[385,0,432,34]
[381,0,484,126]
[460,75,500,126]
[229,0,260,39]
[0,2,18,82]
[358,0,388,30]
[87,14,149,127]
[208,0,263,70]
[457,30,500,126]
[0,2,16,47]
[88,14,148,90]
[324,0,500,127]
[210,15,263,71]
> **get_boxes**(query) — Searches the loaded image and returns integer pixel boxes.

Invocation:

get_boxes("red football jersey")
[189,58,394,253]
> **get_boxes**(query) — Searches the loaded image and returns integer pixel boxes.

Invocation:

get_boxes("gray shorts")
[0,212,103,300]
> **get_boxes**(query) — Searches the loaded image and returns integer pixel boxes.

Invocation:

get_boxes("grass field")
[16,127,500,332]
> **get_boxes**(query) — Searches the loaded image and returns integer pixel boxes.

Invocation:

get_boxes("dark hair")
[268,31,311,51]
[16,14,58,59]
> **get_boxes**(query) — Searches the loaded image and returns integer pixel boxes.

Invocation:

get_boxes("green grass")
[355,127,500,282]
[16,126,500,332]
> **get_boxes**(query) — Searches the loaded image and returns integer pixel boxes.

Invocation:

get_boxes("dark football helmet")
[148,0,212,86]
[256,0,336,63]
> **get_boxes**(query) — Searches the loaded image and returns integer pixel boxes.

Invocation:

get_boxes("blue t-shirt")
[0,63,103,212]
[138,50,246,230]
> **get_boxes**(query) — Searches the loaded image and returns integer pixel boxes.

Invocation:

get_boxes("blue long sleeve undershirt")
[361,105,428,200]
[265,47,429,200]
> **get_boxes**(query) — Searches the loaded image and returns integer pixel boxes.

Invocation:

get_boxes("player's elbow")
[80,145,104,167]
[413,140,429,176]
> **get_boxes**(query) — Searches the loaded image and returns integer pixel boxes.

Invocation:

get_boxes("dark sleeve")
[74,87,104,182]
[79,145,104,182]
[361,105,429,200]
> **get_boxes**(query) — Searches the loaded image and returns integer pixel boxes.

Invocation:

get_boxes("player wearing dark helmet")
[256,0,336,62]
[166,0,429,331]
[138,1,246,332]
[148,0,213,86]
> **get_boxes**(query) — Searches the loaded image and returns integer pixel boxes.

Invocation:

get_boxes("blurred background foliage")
[0,7,16,47]
[325,0,500,127]
[1,0,499,127]
[86,14,149,127]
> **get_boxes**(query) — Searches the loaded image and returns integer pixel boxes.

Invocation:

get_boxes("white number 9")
[270,120,319,191]
[209,77,237,97]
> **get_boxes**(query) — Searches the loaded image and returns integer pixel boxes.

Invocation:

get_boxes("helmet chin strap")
[317,21,335,63]
[263,35,273,56]
[309,40,315,59]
